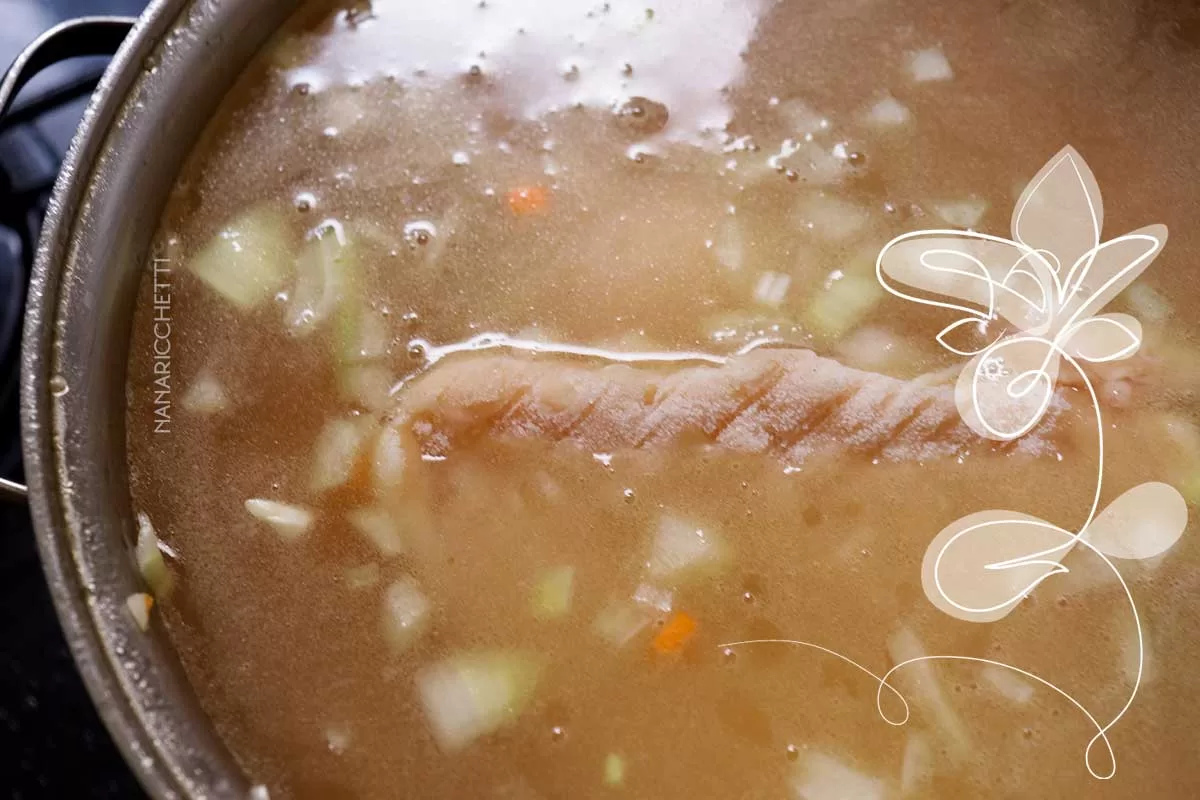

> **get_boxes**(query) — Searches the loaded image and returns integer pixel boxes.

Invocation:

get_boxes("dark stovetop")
[1,1,149,797]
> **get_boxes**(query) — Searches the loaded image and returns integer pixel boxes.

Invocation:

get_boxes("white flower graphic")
[872,146,1188,779]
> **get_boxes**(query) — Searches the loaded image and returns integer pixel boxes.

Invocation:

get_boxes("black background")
[2,0,149,796]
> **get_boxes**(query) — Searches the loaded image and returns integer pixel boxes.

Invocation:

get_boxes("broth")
[126,0,1200,797]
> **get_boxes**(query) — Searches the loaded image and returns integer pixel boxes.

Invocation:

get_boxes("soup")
[125,0,1200,797]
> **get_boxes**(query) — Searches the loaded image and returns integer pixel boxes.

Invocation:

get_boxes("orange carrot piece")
[652,611,697,654]
[506,185,550,216]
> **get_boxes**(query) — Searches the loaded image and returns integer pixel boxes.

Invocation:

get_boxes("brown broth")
[126,0,1200,797]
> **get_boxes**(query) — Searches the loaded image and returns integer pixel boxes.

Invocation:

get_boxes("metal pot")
[1,3,301,796]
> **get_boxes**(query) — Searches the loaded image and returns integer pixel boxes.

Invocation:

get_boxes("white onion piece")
[791,752,886,800]
[188,205,290,310]
[416,651,540,752]
[339,363,394,411]
[311,417,372,492]
[381,577,431,653]
[753,271,791,308]
[286,222,350,336]
[934,199,988,228]
[900,733,933,797]
[632,583,673,614]
[713,217,746,273]
[1124,284,1171,323]
[125,593,153,632]
[865,95,911,127]
[372,426,407,495]
[244,498,313,540]
[909,47,954,82]
[344,563,381,590]
[181,370,229,415]
[887,627,971,762]
[593,602,653,647]
[348,506,405,557]
[647,514,727,581]
[981,664,1035,704]
[531,566,575,620]
[135,512,172,597]
[797,194,869,242]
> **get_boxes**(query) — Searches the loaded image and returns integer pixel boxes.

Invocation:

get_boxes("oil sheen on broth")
[125,1,1200,797]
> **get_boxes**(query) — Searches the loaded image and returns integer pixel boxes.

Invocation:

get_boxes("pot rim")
[17,0,294,795]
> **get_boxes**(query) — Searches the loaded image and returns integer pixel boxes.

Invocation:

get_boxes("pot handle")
[0,16,136,502]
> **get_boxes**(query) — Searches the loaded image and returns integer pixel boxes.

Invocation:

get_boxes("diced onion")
[797,194,869,242]
[125,593,154,632]
[382,577,431,653]
[887,627,971,762]
[416,651,540,752]
[188,205,291,310]
[286,221,352,336]
[348,506,405,557]
[531,566,576,620]
[981,664,1035,704]
[340,363,394,411]
[865,95,911,127]
[934,199,988,229]
[593,602,653,647]
[181,370,229,415]
[713,217,746,273]
[372,426,407,495]
[135,512,173,598]
[311,416,373,492]
[632,583,673,613]
[791,751,886,800]
[244,498,313,540]
[647,514,727,581]
[899,733,933,797]
[909,47,954,82]
[344,563,381,590]
[1124,284,1171,323]
[753,271,792,309]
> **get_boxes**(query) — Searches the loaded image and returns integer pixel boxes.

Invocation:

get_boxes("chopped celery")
[244,498,313,540]
[135,512,173,598]
[802,272,882,339]
[181,370,229,415]
[348,506,405,557]
[416,651,541,752]
[344,563,381,590]
[125,593,154,632]
[647,514,727,582]
[381,577,430,653]
[188,205,291,310]
[531,566,575,620]
[792,751,885,800]
[604,753,626,787]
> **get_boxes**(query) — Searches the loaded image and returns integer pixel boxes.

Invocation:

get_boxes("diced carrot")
[652,611,697,654]
[506,185,550,216]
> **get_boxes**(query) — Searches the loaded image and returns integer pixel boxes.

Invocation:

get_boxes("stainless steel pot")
[2,2,302,796]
